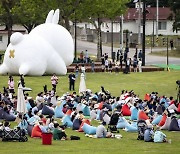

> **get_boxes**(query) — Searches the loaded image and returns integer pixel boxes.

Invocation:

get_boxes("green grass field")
[0,71,180,154]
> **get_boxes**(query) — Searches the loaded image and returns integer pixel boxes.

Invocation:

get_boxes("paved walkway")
[76,39,180,65]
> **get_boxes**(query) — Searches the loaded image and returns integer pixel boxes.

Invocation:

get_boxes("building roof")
[123,7,172,21]
[0,30,26,34]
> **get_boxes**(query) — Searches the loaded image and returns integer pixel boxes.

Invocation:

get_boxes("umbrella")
[79,73,86,93]
[17,84,27,114]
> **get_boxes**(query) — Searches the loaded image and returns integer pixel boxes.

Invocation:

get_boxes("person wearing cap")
[68,72,76,91]
[144,125,154,142]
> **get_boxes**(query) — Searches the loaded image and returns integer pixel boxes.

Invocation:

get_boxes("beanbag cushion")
[152,115,163,125]
[138,110,149,120]
[144,94,150,101]
[169,118,180,131]
[59,100,67,109]
[111,102,118,111]
[130,107,138,120]
[90,110,97,120]
[27,116,36,125]
[116,117,128,129]
[103,114,111,125]
[125,123,138,132]
[66,109,72,115]
[72,119,81,130]
[0,108,4,119]
[18,120,28,130]
[83,105,90,116]
[78,119,90,132]
[160,117,171,130]
[82,123,97,135]
[62,115,73,128]
[158,114,167,126]
[31,125,42,138]
[76,103,85,112]
[42,105,54,115]
[55,106,64,118]
[2,112,16,121]
[96,109,101,120]
[122,104,131,116]
[27,125,33,136]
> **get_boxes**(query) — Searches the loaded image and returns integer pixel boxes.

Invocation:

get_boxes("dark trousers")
[69,82,75,91]
[52,84,56,92]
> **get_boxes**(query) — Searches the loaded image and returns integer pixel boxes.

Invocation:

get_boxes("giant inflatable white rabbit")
[0,9,74,76]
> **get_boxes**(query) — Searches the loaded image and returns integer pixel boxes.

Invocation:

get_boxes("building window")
[158,21,167,30]
[0,36,2,42]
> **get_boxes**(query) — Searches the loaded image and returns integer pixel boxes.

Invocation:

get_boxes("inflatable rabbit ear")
[52,9,60,24]
[45,10,54,23]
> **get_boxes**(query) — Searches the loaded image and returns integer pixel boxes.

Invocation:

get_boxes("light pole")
[142,0,146,66]
[120,15,124,50]
[156,0,159,43]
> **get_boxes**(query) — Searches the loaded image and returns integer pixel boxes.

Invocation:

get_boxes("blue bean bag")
[55,106,64,118]
[73,102,78,108]
[130,107,138,120]
[96,109,101,120]
[116,117,128,129]
[125,123,138,132]
[72,119,81,130]
[82,123,97,135]
[152,115,163,125]
[18,120,28,130]
[27,116,36,125]
[111,103,118,111]
[62,115,73,128]
[26,102,32,111]
[59,100,67,109]
[83,105,90,116]
[42,105,54,115]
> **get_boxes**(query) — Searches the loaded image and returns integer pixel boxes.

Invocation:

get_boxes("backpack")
[137,120,147,140]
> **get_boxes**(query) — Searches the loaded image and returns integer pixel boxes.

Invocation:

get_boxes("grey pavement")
[76,39,180,65]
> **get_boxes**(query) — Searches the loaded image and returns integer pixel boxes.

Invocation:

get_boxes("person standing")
[119,50,123,69]
[8,76,15,94]
[170,40,174,50]
[105,59,109,72]
[91,60,95,72]
[116,50,120,62]
[108,61,113,73]
[80,64,86,78]
[133,56,138,72]
[85,50,89,63]
[51,73,58,92]
[74,64,79,78]
[68,72,76,91]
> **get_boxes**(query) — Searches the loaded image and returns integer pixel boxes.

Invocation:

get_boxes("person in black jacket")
[68,72,76,91]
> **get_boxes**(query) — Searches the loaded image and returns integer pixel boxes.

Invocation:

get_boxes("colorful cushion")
[158,114,167,126]
[62,115,73,128]
[72,119,81,130]
[31,125,42,138]
[152,115,163,125]
[116,117,128,129]
[96,109,101,120]
[144,94,150,101]
[42,105,54,115]
[122,104,131,116]
[27,125,33,136]
[130,107,138,120]
[160,117,171,130]
[78,119,90,132]
[66,109,72,115]
[54,106,64,118]
[125,123,138,132]
[82,123,97,135]
[98,102,103,110]
[138,110,149,120]
[83,106,90,116]
[169,118,180,131]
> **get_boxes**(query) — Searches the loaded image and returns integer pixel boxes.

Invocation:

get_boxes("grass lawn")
[0,71,180,154]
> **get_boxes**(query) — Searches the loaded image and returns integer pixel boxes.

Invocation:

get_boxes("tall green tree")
[0,0,19,44]
[76,0,130,60]
[12,0,52,33]
[168,0,180,32]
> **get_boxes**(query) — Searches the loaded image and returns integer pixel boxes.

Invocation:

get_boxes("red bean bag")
[98,102,103,110]
[78,119,90,132]
[122,104,131,116]
[31,125,42,138]
[138,110,149,120]
[144,94,150,101]
[158,114,167,126]
[66,109,72,115]
[177,104,180,113]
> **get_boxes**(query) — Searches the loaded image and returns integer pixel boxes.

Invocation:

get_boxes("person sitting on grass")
[154,127,168,143]
[144,124,154,142]
[53,123,68,140]
[96,122,112,138]
[4,121,12,131]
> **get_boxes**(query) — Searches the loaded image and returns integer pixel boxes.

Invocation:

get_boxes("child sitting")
[53,123,68,140]
[144,124,154,142]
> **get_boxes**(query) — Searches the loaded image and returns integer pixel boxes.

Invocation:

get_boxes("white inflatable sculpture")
[0,9,74,76]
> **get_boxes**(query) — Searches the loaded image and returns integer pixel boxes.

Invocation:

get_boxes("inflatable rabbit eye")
[0,9,74,76]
